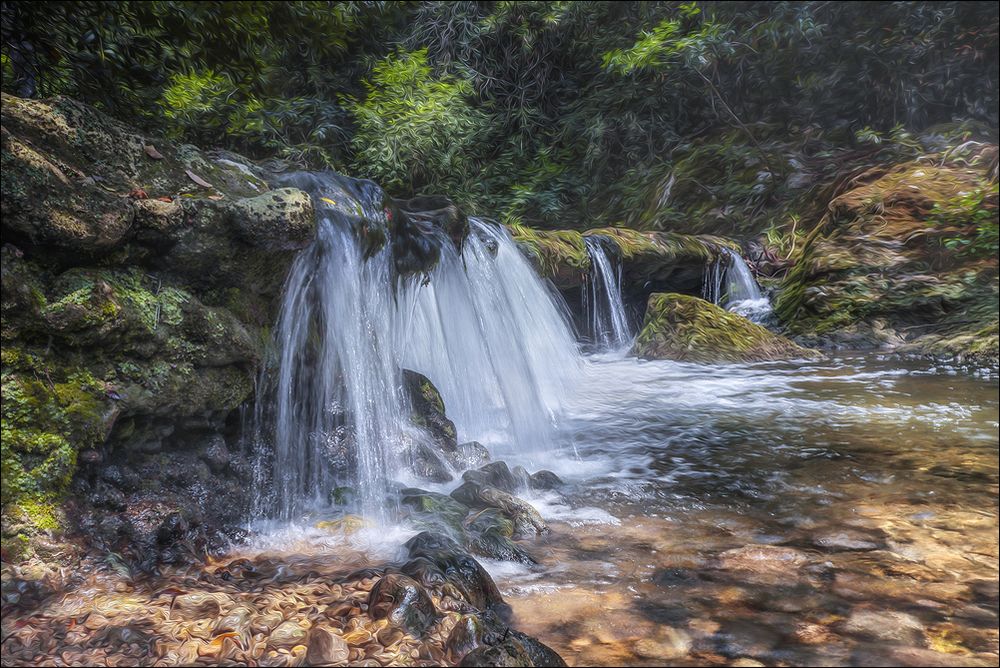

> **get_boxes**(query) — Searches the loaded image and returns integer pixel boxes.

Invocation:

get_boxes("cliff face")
[1,94,316,561]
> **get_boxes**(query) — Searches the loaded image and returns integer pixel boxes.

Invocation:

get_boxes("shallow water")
[3,354,996,667]
[488,353,999,666]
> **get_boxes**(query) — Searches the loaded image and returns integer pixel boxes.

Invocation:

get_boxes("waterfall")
[582,236,632,350]
[703,248,773,323]
[250,173,580,524]
[401,220,581,456]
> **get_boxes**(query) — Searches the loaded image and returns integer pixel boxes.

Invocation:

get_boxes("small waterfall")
[703,248,773,323]
[251,173,581,524]
[582,236,632,350]
[401,220,581,455]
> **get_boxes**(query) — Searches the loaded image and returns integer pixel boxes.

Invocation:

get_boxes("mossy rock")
[508,224,590,288]
[1,348,113,558]
[508,222,738,293]
[632,293,817,363]
[775,148,999,360]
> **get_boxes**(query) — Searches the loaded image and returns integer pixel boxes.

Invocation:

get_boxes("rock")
[407,440,454,483]
[813,529,881,551]
[403,370,458,456]
[200,435,230,474]
[633,628,692,660]
[529,470,563,491]
[214,606,253,634]
[841,609,926,645]
[269,620,309,648]
[454,441,492,470]
[447,614,487,659]
[368,573,437,636]
[0,93,320,557]
[776,155,999,365]
[463,461,519,493]
[173,592,223,618]
[459,632,567,668]
[305,626,349,666]
[401,488,470,533]
[451,482,549,538]
[405,532,506,612]
[714,545,812,586]
[632,293,816,363]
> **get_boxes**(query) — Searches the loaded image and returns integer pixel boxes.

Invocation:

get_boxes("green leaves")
[347,49,488,195]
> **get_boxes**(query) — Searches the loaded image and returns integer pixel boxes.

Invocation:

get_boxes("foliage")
[346,49,487,194]
[931,183,1000,258]
[2,1,998,226]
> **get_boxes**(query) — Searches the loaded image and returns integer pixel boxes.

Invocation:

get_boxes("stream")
[486,353,999,666]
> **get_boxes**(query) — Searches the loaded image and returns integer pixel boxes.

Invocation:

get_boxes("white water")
[582,236,632,350]
[703,247,773,323]
[401,220,581,457]
[251,173,581,523]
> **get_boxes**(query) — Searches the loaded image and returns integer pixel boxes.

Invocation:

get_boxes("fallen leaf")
[320,197,337,206]
[144,144,164,160]
[185,169,213,188]
[156,196,173,203]
[128,188,148,199]
[207,193,225,201]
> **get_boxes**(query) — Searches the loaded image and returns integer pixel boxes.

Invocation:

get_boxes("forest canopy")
[2,1,997,231]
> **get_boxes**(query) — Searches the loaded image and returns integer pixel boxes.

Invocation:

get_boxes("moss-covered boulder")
[633,293,816,363]
[510,222,738,297]
[775,148,998,364]
[1,94,319,558]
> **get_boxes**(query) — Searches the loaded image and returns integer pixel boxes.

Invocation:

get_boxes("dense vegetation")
[3,0,997,235]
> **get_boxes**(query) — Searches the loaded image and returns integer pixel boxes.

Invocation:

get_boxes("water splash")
[250,174,581,524]
[703,247,773,323]
[582,236,633,350]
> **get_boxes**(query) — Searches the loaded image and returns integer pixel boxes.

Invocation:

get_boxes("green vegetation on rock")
[633,293,816,363]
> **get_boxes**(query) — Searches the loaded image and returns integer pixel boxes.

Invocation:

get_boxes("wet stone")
[841,609,926,645]
[368,573,437,636]
[173,592,223,618]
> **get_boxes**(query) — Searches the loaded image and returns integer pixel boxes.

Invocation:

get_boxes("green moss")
[509,223,590,277]
[633,293,816,363]
[777,155,998,353]
[1,349,109,552]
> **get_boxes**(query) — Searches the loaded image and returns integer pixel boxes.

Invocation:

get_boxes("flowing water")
[250,172,580,524]
[704,248,774,324]
[8,177,995,667]
[488,353,999,667]
[582,237,632,350]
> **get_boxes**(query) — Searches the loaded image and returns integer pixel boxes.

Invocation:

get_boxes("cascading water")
[250,173,581,525]
[250,172,410,525]
[582,236,632,350]
[401,220,581,456]
[703,247,773,323]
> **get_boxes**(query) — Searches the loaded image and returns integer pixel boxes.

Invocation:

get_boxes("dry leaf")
[185,169,213,188]
[156,196,173,203]
[320,197,337,206]
[207,193,225,201]
[144,144,164,160]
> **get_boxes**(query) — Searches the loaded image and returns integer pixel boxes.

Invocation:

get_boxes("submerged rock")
[305,626,349,665]
[632,293,817,363]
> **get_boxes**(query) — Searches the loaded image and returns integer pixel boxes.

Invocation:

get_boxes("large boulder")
[775,150,998,364]
[632,293,816,363]
[0,94,316,559]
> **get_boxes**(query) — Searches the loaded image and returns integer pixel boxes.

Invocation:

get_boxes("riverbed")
[488,353,999,666]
